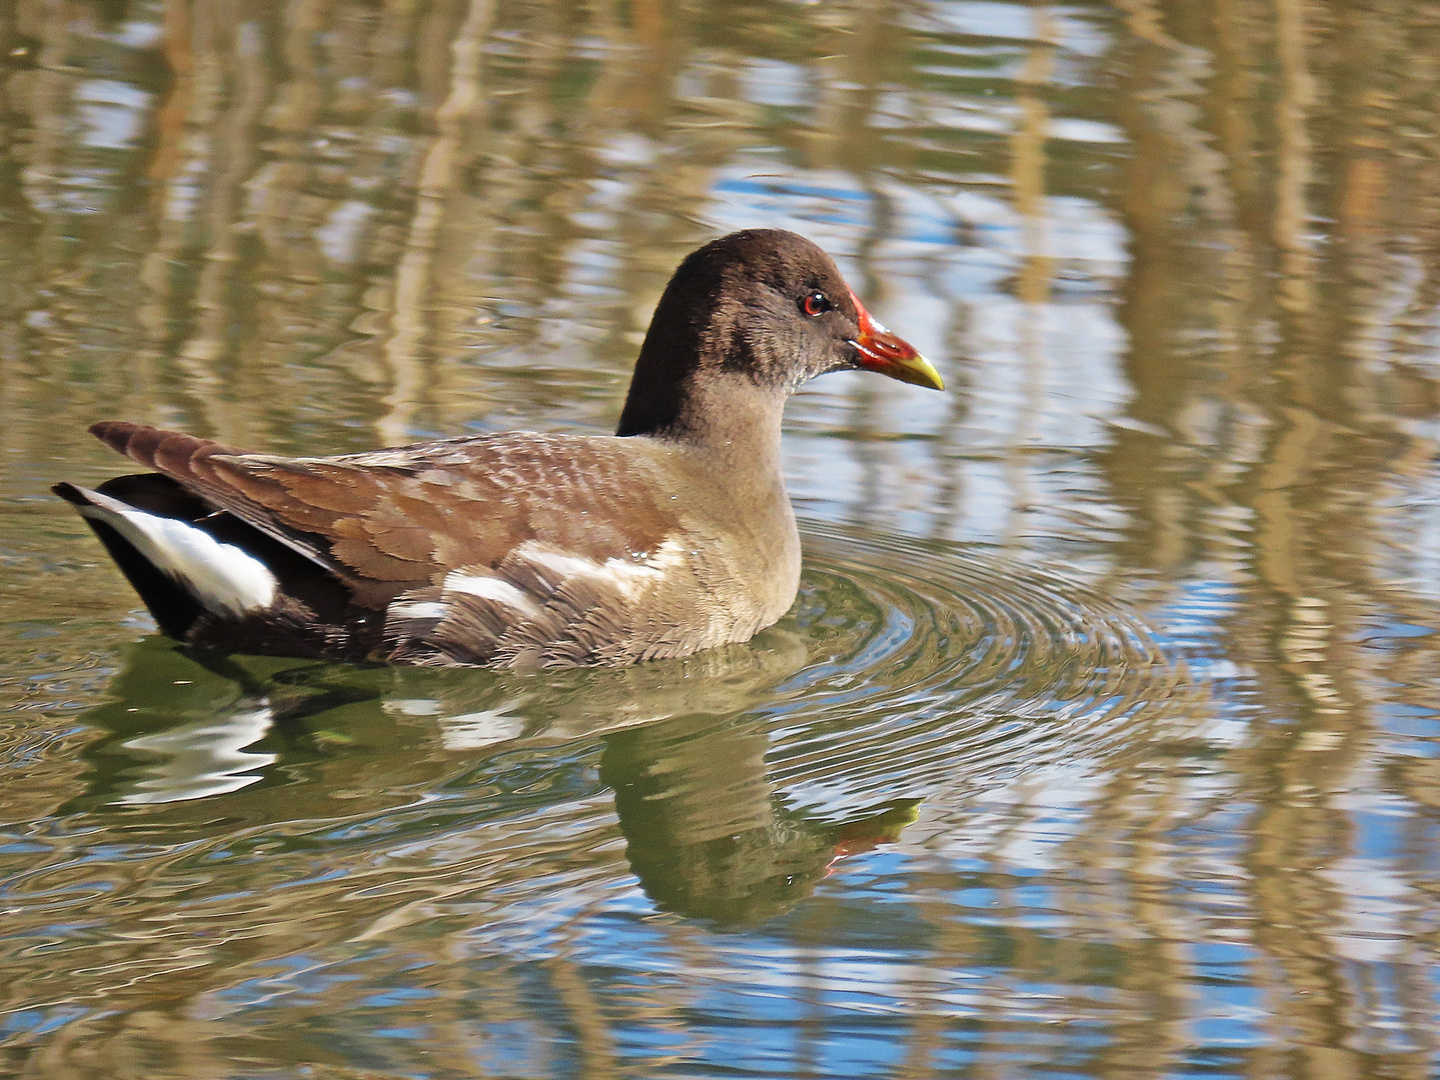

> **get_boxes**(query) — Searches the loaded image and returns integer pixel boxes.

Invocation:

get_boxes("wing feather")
[89,422,684,611]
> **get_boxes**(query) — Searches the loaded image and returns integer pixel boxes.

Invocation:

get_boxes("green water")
[2,0,1439,1075]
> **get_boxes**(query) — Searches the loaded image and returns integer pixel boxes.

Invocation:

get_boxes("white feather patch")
[76,493,277,615]
[443,571,542,616]
[523,548,606,583]
[517,539,682,599]
[388,600,449,621]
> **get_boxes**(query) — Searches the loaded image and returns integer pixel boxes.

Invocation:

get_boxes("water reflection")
[605,713,921,926]
[55,525,1179,953]
[115,704,277,803]
[87,641,925,924]
[3,0,1440,1073]
[70,630,811,806]
[68,641,372,807]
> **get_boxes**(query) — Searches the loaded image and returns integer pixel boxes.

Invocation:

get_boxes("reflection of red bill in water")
[828,799,923,865]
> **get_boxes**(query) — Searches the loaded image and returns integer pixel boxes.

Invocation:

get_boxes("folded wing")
[83,421,692,665]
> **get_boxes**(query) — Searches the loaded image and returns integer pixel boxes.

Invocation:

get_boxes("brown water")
[2,0,1439,1075]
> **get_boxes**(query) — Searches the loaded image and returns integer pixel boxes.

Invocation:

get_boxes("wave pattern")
[0,522,1206,1072]
[762,524,1187,812]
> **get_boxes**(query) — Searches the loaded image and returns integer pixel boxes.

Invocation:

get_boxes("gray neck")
[664,373,788,486]
[642,372,801,627]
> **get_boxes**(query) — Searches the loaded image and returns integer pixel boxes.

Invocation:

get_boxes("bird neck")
[620,367,799,615]
[620,370,787,479]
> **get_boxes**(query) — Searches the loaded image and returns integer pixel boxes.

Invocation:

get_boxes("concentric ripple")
[0,521,1203,1031]
[356,520,1193,819]
[59,521,1192,817]
[752,522,1190,813]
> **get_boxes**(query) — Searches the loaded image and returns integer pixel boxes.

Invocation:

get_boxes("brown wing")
[88,421,682,606]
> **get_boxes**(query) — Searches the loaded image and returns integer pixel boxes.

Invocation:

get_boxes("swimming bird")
[54,229,943,668]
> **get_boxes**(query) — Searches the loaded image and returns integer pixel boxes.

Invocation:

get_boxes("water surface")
[2,0,1440,1075]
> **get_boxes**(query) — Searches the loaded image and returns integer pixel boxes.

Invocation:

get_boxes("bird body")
[55,230,941,668]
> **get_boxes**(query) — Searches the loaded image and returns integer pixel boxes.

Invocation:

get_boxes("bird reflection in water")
[603,714,919,925]
[67,629,919,924]
[116,705,278,804]
[65,639,379,810]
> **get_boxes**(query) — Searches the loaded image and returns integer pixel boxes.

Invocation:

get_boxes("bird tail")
[53,479,278,640]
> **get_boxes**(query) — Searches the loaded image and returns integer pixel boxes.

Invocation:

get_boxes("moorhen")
[54,229,942,668]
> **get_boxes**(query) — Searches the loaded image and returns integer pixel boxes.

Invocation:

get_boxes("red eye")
[802,291,831,316]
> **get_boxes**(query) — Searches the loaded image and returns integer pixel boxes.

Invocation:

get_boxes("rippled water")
[4,527,1206,1073]
[4,0,1440,1075]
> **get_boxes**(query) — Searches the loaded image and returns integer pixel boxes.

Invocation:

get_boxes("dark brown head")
[616,229,942,439]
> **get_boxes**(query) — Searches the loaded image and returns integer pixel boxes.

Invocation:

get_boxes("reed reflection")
[4,0,1440,1073]
[1103,0,1440,1063]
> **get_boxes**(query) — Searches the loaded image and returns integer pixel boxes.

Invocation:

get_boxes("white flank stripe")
[79,498,277,615]
[514,539,683,600]
[389,600,449,621]
[442,571,542,616]
[524,548,606,582]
